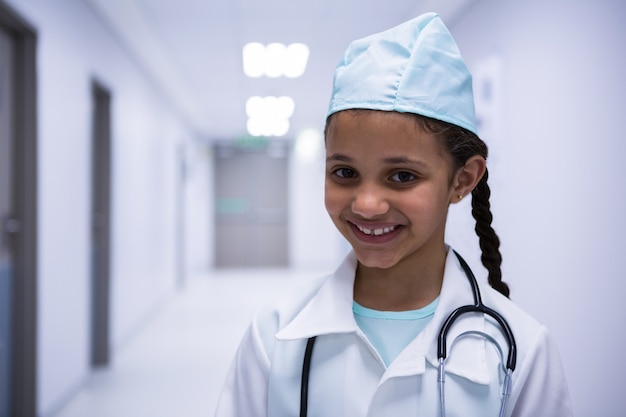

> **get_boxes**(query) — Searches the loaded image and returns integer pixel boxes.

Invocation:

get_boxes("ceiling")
[87,0,474,141]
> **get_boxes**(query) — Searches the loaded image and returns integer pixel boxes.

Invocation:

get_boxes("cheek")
[324,183,344,218]
[403,187,450,220]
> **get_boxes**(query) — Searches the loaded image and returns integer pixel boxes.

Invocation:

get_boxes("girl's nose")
[351,184,390,218]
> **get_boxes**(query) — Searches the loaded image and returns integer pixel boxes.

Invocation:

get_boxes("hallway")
[51,268,326,417]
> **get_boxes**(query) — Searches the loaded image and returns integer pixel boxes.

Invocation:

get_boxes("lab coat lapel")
[423,250,490,384]
[276,251,358,340]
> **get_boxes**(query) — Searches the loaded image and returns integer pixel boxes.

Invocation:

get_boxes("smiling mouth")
[355,224,398,236]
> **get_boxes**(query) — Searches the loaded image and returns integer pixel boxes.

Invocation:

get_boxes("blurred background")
[0,0,624,416]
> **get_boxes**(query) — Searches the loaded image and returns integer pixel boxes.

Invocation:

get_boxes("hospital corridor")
[49,268,327,417]
[1,0,625,416]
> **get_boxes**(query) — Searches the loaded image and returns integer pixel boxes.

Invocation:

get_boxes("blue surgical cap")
[327,12,477,135]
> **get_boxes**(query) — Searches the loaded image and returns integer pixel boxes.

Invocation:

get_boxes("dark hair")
[414,114,510,298]
[325,110,510,298]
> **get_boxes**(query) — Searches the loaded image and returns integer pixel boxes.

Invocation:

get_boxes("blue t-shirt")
[353,298,439,366]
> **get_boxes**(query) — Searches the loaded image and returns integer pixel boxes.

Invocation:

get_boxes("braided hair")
[415,115,510,298]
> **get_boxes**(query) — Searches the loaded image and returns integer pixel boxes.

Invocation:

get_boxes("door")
[0,22,15,417]
[214,141,289,267]
[0,3,37,416]
[90,82,111,367]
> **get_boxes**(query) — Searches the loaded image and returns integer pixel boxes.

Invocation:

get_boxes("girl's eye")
[333,167,357,179]
[390,171,417,183]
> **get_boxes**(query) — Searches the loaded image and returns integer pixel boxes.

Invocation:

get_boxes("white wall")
[3,1,211,415]
[445,1,626,415]
[289,132,347,270]
[184,142,213,274]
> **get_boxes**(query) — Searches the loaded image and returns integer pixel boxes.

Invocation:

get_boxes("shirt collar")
[275,248,491,384]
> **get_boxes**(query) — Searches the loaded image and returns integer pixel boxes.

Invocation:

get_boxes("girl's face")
[325,110,458,271]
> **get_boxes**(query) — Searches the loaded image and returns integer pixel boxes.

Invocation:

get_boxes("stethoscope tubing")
[300,336,317,417]
[438,251,517,371]
[299,251,517,417]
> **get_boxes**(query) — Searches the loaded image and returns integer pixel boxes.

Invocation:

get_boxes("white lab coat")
[215,249,572,417]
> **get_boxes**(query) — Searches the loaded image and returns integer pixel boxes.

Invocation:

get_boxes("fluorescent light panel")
[243,42,310,78]
[246,96,295,137]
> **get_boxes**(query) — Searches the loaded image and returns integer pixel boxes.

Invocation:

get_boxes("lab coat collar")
[276,252,360,339]
[276,248,491,384]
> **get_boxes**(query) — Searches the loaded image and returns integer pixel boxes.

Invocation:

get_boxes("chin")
[354,251,400,270]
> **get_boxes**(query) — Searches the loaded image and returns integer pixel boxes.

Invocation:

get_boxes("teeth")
[356,224,397,236]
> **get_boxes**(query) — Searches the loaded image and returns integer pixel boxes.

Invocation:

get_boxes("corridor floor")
[52,267,327,417]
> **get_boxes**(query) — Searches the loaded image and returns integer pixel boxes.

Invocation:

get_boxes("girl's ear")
[451,155,486,203]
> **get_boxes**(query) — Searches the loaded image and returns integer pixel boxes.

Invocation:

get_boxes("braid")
[471,169,509,298]
[410,113,510,298]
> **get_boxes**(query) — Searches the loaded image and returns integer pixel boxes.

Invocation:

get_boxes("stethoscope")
[299,251,517,417]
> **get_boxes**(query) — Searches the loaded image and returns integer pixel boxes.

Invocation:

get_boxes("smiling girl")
[325,109,485,311]
[216,12,572,417]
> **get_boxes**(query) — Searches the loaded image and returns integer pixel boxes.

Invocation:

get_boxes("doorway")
[214,140,289,267]
[0,18,16,417]
[0,2,38,416]
[90,81,112,367]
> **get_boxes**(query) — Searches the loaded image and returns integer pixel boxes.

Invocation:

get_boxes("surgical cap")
[327,12,478,135]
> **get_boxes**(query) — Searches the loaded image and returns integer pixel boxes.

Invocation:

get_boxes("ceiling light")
[284,43,310,78]
[242,42,310,78]
[246,96,295,137]
[265,43,287,78]
[242,42,266,78]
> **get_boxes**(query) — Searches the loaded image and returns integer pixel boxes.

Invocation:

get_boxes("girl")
[215,12,572,417]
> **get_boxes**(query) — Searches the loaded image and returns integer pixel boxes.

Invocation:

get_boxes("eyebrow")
[326,153,429,168]
[382,156,427,166]
[326,153,353,163]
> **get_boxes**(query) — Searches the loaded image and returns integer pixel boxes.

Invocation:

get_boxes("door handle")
[2,216,20,250]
